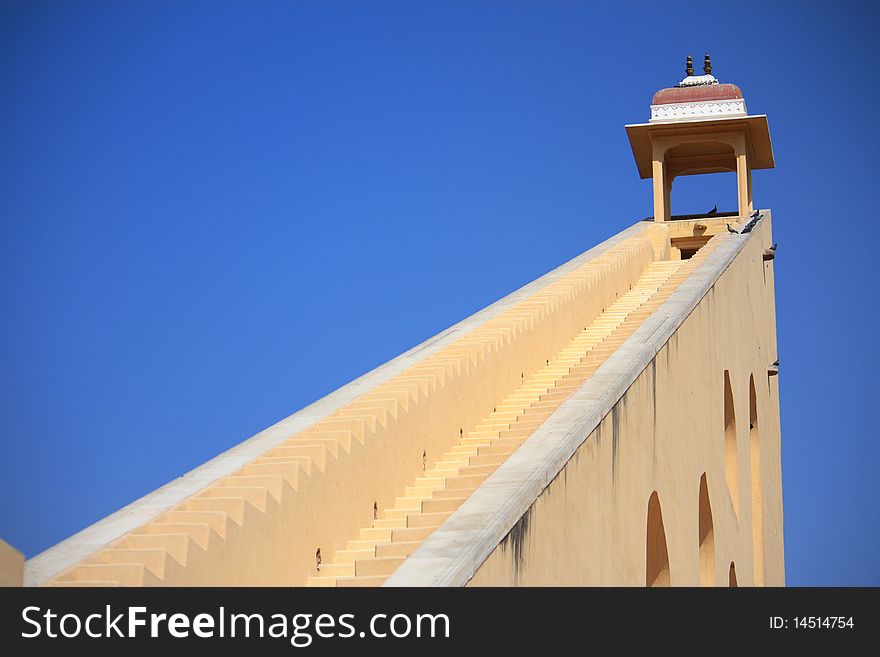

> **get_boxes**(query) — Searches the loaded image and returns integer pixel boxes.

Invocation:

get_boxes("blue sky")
[1,1,877,586]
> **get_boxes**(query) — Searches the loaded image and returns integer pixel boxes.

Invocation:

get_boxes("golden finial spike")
[704,52,712,75]
[686,55,694,77]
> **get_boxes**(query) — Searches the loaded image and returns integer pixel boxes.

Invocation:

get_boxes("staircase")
[43,229,728,588]
[305,237,725,586]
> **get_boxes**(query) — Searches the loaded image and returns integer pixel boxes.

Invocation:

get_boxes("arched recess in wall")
[698,473,716,586]
[728,562,738,587]
[750,374,764,586]
[723,370,739,516]
[646,491,671,587]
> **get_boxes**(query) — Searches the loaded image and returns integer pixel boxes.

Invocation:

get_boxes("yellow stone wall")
[468,217,783,586]
[27,214,782,587]
[35,222,664,586]
[0,539,24,587]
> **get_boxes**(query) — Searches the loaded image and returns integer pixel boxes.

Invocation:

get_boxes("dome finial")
[703,52,712,75]
[686,54,694,77]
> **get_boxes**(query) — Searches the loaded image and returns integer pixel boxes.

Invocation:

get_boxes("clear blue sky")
[1,1,877,586]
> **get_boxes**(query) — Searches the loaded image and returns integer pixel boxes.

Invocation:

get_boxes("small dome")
[648,55,747,123]
[652,83,744,106]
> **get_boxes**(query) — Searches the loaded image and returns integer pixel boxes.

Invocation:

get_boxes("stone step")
[466,453,507,468]
[493,404,528,414]
[333,548,375,563]
[391,526,436,543]
[241,460,304,487]
[486,412,521,422]
[446,473,488,490]
[56,563,161,587]
[421,496,469,513]
[183,497,246,525]
[319,562,355,578]
[459,463,498,477]
[517,412,556,426]
[132,523,212,550]
[373,517,407,529]
[359,527,393,541]
[222,475,285,502]
[335,576,387,588]
[90,548,167,578]
[383,508,412,520]
[50,581,119,587]
[431,488,475,500]
[498,426,537,440]
[407,512,450,528]
[394,496,424,510]
[473,421,512,431]
[410,477,446,489]
[306,576,338,587]
[355,557,405,577]
[346,538,388,551]
[476,443,520,457]
[449,445,481,455]
[121,533,191,565]
[424,466,461,478]
[405,484,442,498]
[433,458,472,469]
[375,541,421,558]
[466,430,500,439]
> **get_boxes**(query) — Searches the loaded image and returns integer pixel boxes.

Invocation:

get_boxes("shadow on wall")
[646,491,670,586]
[723,370,739,517]
[699,473,716,586]
[749,374,763,586]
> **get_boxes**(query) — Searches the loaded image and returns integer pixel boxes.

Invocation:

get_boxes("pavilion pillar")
[734,134,751,218]
[651,142,669,222]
